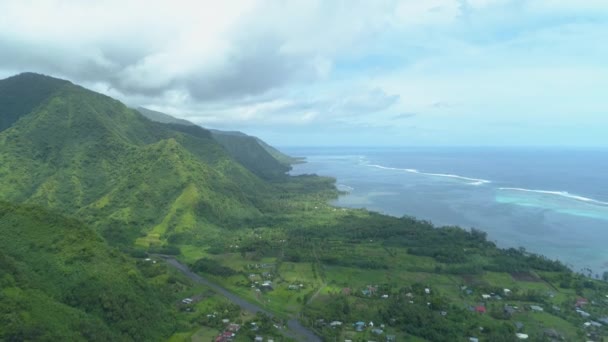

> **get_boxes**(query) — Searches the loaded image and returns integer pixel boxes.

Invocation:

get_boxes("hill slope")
[136,106,297,178]
[0,72,70,132]
[0,73,271,248]
[209,129,292,179]
[0,201,175,341]
[136,107,195,126]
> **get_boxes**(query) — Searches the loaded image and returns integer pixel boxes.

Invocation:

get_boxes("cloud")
[1,0,607,146]
[0,0,397,100]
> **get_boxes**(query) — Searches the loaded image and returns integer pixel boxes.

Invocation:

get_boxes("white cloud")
[1,0,607,145]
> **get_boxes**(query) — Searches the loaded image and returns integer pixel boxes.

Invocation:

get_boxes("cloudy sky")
[1,0,607,146]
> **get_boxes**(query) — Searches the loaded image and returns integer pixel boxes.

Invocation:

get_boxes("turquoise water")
[285,147,608,275]
[496,191,608,221]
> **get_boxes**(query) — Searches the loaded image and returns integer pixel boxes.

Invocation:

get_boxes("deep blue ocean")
[284,146,608,275]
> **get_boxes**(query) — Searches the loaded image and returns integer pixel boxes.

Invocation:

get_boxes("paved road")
[160,256,321,342]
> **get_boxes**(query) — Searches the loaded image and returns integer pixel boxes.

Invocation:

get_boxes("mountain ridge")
[0,73,273,248]
[136,106,301,176]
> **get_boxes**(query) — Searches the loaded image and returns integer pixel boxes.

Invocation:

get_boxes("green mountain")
[208,129,292,179]
[0,201,175,341]
[136,106,300,178]
[0,73,271,248]
[253,136,304,166]
[0,72,70,132]
[209,130,303,168]
[136,107,195,126]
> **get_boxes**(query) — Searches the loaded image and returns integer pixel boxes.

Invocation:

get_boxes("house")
[214,331,234,342]
[330,321,343,327]
[368,285,378,295]
[514,322,524,331]
[386,335,396,342]
[181,298,193,304]
[530,305,543,312]
[469,337,479,342]
[354,321,366,332]
[227,324,240,332]
[481,294,491,300]
[576,309,591,318]
[425,288,430,294]
[381,294,389,299]
[288,285,299,290]
[475,306,486,314]
[515,333,529,339]
[543,329,561,340]
[254,336,263,342]
[598,317,608,325]
[372,328,384,335]
[576,297,589,307]
[503,288,511,295]
[504,305,516,316]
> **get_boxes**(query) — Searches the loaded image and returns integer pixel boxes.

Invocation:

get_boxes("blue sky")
[1,0,607,146]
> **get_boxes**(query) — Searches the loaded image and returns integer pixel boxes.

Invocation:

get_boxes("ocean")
[284,146,608,276]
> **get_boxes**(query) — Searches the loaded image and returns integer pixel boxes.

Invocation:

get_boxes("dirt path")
[160,256,321,342]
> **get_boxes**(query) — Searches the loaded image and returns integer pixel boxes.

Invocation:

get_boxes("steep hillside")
[0,73,269,248]
[0,72,70,132]
[0,201,175,341]
[254,137,304,166]
[136,107,195,126]
[136,106,296,178]
[209,129,292,180]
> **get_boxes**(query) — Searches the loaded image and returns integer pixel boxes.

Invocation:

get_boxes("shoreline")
[288,152,607,276]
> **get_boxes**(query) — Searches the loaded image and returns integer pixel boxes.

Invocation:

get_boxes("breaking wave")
[498,188,608,207]
[366,164,491,186]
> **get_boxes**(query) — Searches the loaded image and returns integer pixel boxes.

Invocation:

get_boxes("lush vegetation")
[0,201,176,341]
[1,73,607,342]
[210,129,292,179]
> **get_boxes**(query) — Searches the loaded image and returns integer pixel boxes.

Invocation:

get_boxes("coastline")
[286,148,608,276]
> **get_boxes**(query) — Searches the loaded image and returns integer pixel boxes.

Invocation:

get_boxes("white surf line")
[498,187,608,206]
[337,184,354,191]
[367,164,491,185]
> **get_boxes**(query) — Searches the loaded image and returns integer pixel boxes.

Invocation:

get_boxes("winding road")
[160,256,321,342]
